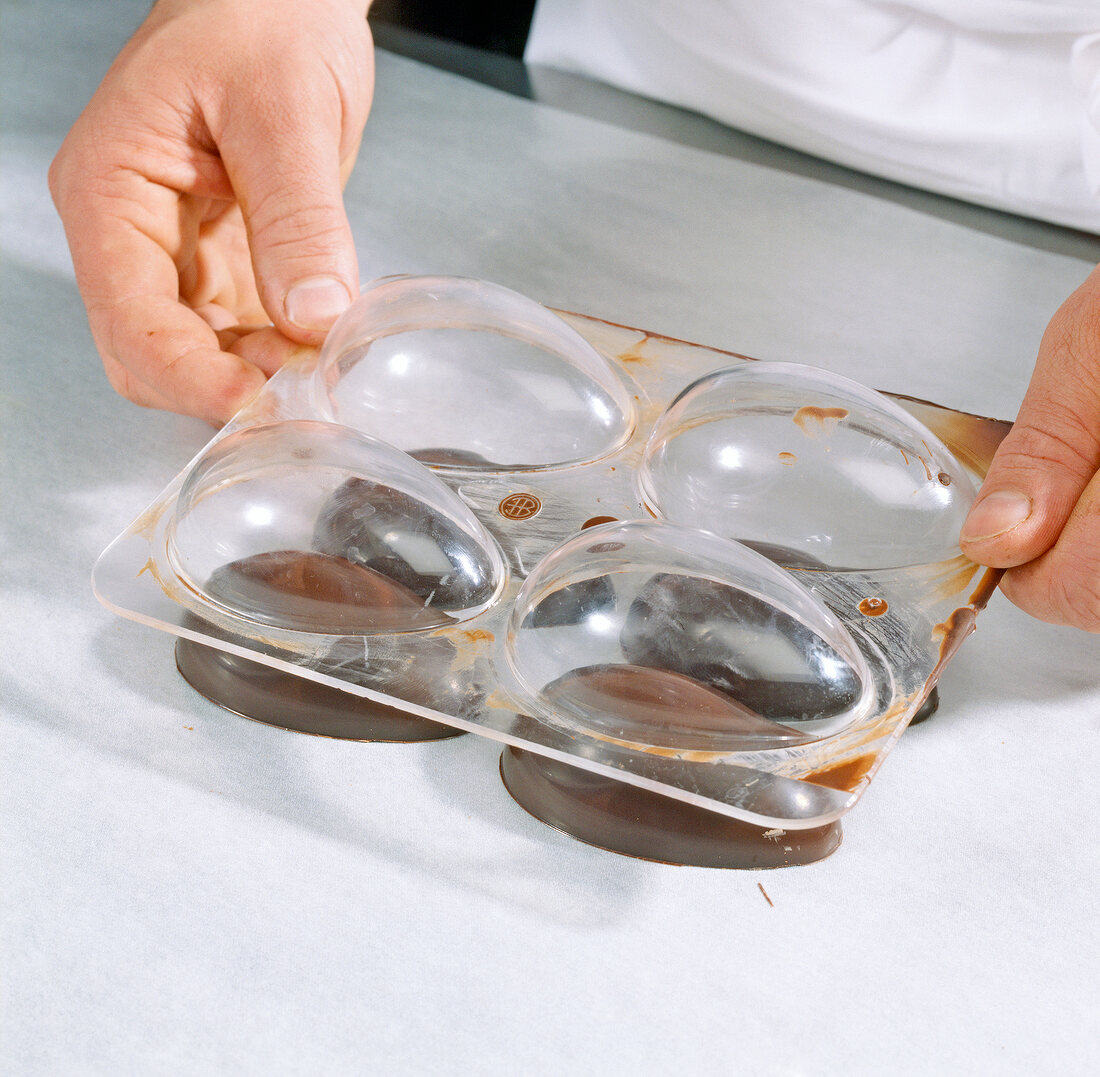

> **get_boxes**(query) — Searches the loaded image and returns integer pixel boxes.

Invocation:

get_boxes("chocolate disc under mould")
[909,685,940,726]
[176,637,462,742]
[499,747,841,869]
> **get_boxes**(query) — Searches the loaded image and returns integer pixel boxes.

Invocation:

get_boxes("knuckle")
[247,198,352,285]
[1005,399,1099,478]
[252,205,348,254]
[1052,572,1100,631]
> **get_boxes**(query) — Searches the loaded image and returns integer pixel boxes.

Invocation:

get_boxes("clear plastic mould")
[94,275,1011,866]
[167,419,505,633]
[311,274,636,470]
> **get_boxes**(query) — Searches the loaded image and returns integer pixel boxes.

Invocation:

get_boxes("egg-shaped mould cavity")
[312,275,635,471]
[166,420,505,634]
[505,521,877,752]
[638,362,977,570]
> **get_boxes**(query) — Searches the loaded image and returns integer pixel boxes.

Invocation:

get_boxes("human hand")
[49,0,374,424]
[960,263,1100,631]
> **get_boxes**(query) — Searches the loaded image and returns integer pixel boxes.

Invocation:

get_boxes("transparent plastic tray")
[94,275,1010,831]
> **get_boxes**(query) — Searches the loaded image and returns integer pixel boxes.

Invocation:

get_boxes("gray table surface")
[4,2,1099,1073]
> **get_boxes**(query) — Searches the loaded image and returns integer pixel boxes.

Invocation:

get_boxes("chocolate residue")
[582,515,618,529]
[925,608,979,693]
[937,471,952,486]
[931,559,981,603]
[888,396,1012,476]
[805,753,875,792]
[968,568,1004,610]
[858,597,889,617]
[616,333,652,365]
[778,452,797,466]
[793,406,848,438]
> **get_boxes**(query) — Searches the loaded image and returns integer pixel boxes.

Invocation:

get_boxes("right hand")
[960,263,1100,631]
[49,0,374,424]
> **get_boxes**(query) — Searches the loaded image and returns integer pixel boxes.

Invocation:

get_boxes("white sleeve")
[526,0,1100,233]
[1073,31,1100,208]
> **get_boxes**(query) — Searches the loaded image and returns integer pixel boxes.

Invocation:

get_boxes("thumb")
[960,265,1100,568]
[217,77,360,343]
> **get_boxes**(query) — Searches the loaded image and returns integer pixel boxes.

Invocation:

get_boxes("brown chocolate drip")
[885,393,1012,476]
[543,663,812,750]
[175,636,461,741]
[968,568,1004,610]
[500,748,842,869]
[805,753,876,793]
[858,597,889,617]
[927,608,978,692]
[204,550,454,634]
[793,405,848,438]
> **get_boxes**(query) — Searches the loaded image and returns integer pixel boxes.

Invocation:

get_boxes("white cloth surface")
[3,2,1100,1074]
[528,0,1100,232]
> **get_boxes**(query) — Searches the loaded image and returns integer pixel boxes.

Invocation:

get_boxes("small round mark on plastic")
[937,472,952,486]
[499,493,542,521]
[858,597,889,617]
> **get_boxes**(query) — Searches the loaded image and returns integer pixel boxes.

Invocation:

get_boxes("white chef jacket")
[526,0,1100,233]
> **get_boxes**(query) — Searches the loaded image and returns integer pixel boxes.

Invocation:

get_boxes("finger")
[998,467,1100,628]
[182,205,270,327]
[227,326,316,378]
[960,265,1100,568]
[197,303,245,332]
[99,350,184,414]
[95,293,268,424]
[60,170,267,423]
[214,73,360,343]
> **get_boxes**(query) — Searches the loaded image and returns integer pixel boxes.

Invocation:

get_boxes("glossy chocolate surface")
[176,636,462,741]
[500,747,842,869]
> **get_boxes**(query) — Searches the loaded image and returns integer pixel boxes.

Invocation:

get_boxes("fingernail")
[284,276,352,331]
[962,490,1032,542]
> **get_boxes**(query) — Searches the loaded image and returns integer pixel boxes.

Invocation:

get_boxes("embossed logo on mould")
[498,493,542,521]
